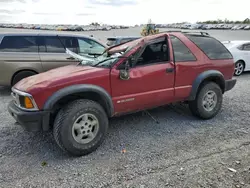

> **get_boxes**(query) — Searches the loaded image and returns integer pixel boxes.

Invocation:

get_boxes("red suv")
[8,31,236,156]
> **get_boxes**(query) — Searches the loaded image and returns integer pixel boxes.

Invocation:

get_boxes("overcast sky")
[0,0,249,25]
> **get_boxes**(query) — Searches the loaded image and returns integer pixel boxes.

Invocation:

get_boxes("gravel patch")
[0,28,250,188]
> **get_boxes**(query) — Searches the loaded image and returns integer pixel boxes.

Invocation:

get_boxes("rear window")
[186,35,233,60]
[0,36,38,52]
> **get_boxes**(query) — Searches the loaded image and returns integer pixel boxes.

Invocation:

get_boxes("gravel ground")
[0,28,250,188]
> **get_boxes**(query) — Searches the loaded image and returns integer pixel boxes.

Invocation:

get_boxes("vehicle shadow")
[0,102,215,161]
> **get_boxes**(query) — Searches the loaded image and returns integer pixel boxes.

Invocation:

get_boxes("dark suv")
[8,31,236,156]
[0,32,106,86]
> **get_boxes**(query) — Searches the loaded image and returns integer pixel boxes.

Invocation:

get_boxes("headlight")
[19,96,35,109]
[11,88,39,111]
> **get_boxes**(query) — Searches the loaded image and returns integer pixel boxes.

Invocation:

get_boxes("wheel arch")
[188,70,225,101]
[11,69,39,86]
[235,59,246,67]
[43,84,114,118]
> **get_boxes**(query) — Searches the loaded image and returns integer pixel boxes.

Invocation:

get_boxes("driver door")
[110,37,175,114]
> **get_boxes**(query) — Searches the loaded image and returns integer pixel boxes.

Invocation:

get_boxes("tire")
[234,61,245,76]
[53,99,109,156]
[12,71,37,86]
[189,82,223,120]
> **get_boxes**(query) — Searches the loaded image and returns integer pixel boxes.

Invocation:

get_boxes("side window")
[170,35,196,62]
[77,38,105,55]
[0,36,38,52]
[44,36,65,53]
[59,36,78,53]
[135,40,169,66]
[186,35,233,60]
[243,44,250,51]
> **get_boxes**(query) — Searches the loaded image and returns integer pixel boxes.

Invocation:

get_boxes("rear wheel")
[189,82,223,119]
[53,99,109,156]
[12,70,37,86]
[234,61,244,76]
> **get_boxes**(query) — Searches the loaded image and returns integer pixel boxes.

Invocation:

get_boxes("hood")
[14,65,98,92]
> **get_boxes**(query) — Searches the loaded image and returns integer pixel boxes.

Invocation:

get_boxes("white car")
[222,40,250,76]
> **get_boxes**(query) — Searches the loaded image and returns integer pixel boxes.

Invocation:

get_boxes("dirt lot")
[0,28,250,188]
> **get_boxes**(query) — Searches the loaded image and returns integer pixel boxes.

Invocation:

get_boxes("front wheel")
[53,99,109,156]
[189,82,223,120]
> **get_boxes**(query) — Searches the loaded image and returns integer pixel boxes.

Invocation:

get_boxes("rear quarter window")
[0,36,38,52]
[186,35,233,60]
[170,35,196,62]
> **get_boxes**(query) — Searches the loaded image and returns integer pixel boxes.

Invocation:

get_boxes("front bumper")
[225,78,237,92]
[8,100,50,132]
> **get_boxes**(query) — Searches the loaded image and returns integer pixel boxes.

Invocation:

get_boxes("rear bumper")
[225,78,237,92]
[8,100,50,132]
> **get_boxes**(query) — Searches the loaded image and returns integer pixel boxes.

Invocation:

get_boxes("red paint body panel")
[171,33,235,99]
[111,62,175,113]
[15,65,111,109]
[13,32,236,115]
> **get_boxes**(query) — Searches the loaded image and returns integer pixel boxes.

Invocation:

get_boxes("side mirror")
[119,60,130,80]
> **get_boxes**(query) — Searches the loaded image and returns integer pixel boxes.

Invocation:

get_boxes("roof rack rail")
[181,31,210,36]
[157,30,182,34]
[155,30,210,36]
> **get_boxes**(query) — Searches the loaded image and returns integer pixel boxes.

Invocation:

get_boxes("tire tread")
[189,82,222,120]
[53,99,108,156]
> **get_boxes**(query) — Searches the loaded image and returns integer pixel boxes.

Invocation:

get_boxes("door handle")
[166,68,174,73]
[66,57,75,60]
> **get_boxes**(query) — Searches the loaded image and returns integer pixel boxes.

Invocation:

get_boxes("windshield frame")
[76,37,144,68]
[108,44,141,68]
[81,41,141,68]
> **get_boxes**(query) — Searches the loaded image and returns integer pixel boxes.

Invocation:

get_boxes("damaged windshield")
[90,51,124,67]
[66,44,134,67]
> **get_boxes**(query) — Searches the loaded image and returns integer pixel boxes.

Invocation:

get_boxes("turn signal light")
[24,96,34,109]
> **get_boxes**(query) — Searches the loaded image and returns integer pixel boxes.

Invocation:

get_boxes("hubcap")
[202,91,217,112]
[72,113,99,144]
[235,63,244,75]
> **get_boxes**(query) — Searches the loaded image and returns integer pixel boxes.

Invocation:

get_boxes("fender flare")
[43,84,114,117]
[188,70,225,101]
